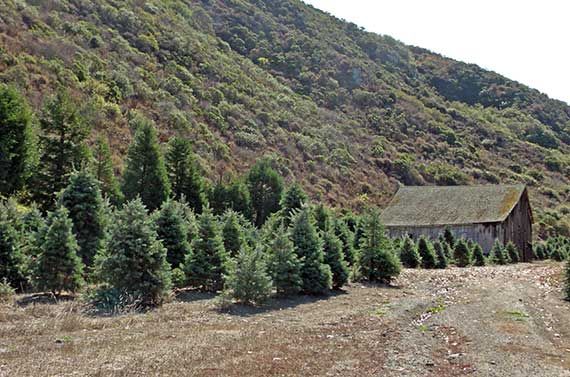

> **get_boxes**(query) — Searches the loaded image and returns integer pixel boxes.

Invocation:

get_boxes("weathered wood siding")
[502,190,533,261]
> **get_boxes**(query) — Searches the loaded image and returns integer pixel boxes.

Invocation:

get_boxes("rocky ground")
[0,261,568,376]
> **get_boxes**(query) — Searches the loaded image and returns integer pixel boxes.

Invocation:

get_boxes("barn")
[381,185,534,261]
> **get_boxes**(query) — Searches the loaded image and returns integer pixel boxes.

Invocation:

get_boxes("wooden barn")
[381,185,534,261]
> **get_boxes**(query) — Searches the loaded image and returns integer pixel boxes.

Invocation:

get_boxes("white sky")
[302,0,570,105]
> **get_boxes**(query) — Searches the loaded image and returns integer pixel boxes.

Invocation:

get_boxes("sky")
[303,0,570,105]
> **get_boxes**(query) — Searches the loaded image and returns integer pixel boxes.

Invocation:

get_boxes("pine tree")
[222,210,245,257]
[417,236,437,269]
[322,228,349,289]
[165,137,206,214]
[59,170,106,267]
[225,180,252,220]
[223,245,272,305]
[0,84,36,196]
[506,242,520,263]
[34,206,84,295]
[313,203,332,232]
[155,200,192,269]
[535,243,546,260]
[247,159,284,227]
[281,183,308,225]
[564,259,570,301]
[400,235,421,268]
[100,199,171,306]
[472,244,486,266]
[353,218,365,250]
[453,239,472,267]
[34,88,90,209]
[184,207,227,292]
[267,225,302,296]
[0,217,27,290]
[209,181,228,215]
[290,207,332,294]
[433,240,448,269]
[122,117,170,211]
[93,136,123,205]
[443,227,456,249]
[489,239,508,265]
[334,219,357,266]
[358,210,401,283]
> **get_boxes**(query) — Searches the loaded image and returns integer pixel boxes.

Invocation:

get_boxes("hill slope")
[0,0,568,234]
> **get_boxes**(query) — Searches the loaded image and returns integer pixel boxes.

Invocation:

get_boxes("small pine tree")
[334,219,357,266]
[400,235,421,268]
[489,239,508,265]
[418,236,437,269]
[313,203,332,232]
[34,206,84,295]
[155,200,192,269]
[100,199,171,306]
[322,228,349,289]
[534,243,546,260]
[0,218,27,290]
[564,259,570,301]
[443,227,456,249]
[185,208,227,292]
[59,170,106,267]
[433,240,448,269]
[291,207,332,294]
[268,226,302,296]
[122,117,170,211]
[453,239,472,267]
[93,136,123,205]
[358,210,401,283]
[223,246,272,305]
[472,244,486,266]
[222,210,245,257]
[281,183,308,225]
[506,242,520,263]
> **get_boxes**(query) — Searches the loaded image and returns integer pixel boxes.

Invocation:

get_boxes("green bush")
[223,246,272,305]
[399,235,421,268]
[267,225,302,296]
[433,240,448,269]
[506,242,520,263]
[472,244,486,266]
[453,239,472,267]
[418,236,437,269]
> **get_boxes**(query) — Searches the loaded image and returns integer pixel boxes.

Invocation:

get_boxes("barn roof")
[381,184,528,227]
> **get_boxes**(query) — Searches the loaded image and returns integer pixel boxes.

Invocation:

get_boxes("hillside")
[0,0,568,235]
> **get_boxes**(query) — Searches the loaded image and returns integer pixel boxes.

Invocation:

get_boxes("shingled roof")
[381,185,529,227]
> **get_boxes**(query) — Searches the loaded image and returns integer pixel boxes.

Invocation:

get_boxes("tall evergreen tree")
[281,183,308,225]
[417,236,437,269]
[122,118,170,211]
[400,235,421,268]
[489,239,508,265]
[472,244,486,266]
[222,210,245,257]
[223,245,272,305]
[247,159,284,227]
[453,239,472,267]
[155,200,192,269]
[0,84,36,196]
[268,225,302,296]
[34,89,90,209]
[225,179,252,220]
[184,207,227,292]
[165,137,206,213]
[34,206,84,295]
[334,219,357,266]
[290,207,332,294]
[313,203,332,232]
[433,240,448,269]
[100,198,171,306]
[506,242,520,264]
[59,170,106,267]
[322,228,349,289]
[93,136,123,205]
[209,181,228,215]
[0,216,27,290]
[358,210,401,283]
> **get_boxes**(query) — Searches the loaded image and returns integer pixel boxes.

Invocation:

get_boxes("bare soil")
[1,261,569,376]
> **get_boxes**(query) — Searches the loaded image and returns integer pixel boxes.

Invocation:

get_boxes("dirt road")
[0,261,568,376]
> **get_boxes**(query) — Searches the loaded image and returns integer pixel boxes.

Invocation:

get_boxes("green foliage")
[399,235,421,268]
[291,207,331,294]
[99,198,171,307]
[267,225,302,296]
[34,88,89,209]
[155,200,192,269]
[443,227,455,249]
[34,206,84,295]
[0,215,27,290]
[225,180,252,220]
[223,245,272,305]
[489,239,509,265]
[0,278,16,302]
[122,118,170,211]
[313,203,332,232]
[453,239,472,267]
[358,210,401,283]
[0,84,36,196]
[472,244,486,266]
[433,240,448,269]
[417,236,437,269]
[59,170,106,267]
[534,243,547,260]
[222,210,245,256]
[184,207,227,292]
[93,136,123,205]
[247,159,284,227]
[281,183,308,225]
[322,228,349,289]
[171,267,186,289]
[334,219,356,266]
[506,242,520,264]
[166,137,206,214]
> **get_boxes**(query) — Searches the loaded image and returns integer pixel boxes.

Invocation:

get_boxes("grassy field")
[1,261,569,376]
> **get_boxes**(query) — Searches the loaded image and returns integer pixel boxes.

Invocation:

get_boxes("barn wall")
[502,191,533,261]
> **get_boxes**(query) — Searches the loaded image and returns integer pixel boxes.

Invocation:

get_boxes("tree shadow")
[357,281,403,290]
[16,292,76,307]
[174,288,217,303]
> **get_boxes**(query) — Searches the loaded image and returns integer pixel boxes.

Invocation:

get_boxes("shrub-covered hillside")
[0,0,568,234]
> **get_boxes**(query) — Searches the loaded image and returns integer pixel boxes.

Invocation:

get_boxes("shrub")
[268,225,302,296]
[322,228,349,290]
[506,242,520,263]
[0,278,15,302]
[399,235,421,268]
[418,236,437,269]
[223,246,272,305]
[472,244,486,266]
[453,239,472,267]
[433,240,448,269]
[171,268,186,289]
